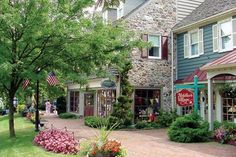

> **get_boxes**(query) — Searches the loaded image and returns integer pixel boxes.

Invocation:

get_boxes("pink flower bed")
[34,129,79,154]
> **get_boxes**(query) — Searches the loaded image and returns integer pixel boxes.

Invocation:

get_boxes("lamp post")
[35,68,40,132]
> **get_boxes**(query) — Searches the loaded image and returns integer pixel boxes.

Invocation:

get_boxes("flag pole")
[35,69,40,132]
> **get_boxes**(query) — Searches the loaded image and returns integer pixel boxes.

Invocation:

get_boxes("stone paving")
[44,114,236,157]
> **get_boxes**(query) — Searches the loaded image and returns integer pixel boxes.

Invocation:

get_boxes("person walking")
[45,100,51,115]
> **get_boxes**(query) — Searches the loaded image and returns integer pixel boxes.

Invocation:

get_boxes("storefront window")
[134,89,161,120]
[222,98,236,122]
[70,91,79,113]
[97,89,116,117]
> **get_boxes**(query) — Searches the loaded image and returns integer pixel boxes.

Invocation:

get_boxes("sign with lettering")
[101,79,116,88]
[176,89,194,106]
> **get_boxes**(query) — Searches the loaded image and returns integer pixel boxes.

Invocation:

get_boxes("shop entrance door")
[84,93,94,117]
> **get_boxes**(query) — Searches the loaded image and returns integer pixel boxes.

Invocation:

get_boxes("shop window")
[70,91,79,113]
[97,89,116,117]
[134,89,161,120]
[222,98,236,122]
[181,106,193,115]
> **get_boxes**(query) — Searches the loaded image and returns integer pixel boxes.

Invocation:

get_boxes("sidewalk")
[44,114,235,157]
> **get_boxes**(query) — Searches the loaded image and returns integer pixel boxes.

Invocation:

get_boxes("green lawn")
[0,115,77,157]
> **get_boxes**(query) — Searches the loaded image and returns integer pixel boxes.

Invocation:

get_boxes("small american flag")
[46,72,59,86]
[22,79,30,90]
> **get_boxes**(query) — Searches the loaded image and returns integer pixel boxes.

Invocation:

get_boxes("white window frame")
[148,35,162,59]
[218,18,233,52]
[102,10,108,24]
[117,2,124,19]
[189,29,200,58]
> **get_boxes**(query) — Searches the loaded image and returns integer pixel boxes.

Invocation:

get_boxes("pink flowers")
[34,129,79,154]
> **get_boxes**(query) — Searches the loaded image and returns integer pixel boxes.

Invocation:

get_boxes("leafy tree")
[0,0,141,137]
[110,61,134,128]
[95,0,125,9]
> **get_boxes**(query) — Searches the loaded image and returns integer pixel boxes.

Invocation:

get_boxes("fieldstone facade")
[124,0,177,110]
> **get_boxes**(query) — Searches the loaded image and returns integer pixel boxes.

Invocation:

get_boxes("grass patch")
[0,115,77,157]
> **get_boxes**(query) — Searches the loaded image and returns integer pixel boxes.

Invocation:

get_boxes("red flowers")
[34,129,78,154]
[101,140,121,153]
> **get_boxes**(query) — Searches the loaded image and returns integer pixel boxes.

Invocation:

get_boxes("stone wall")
[124,0,177,111]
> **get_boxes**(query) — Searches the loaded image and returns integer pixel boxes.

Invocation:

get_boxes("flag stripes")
[22,79,30,90]
[47,72,59,86]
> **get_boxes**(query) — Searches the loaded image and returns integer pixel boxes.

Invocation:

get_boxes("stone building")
[66,0,205,119]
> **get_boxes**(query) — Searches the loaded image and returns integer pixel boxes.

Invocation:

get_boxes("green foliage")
[16,104,26,114]
[214,121,222,130]
[135,121,150,129]
[134,121,161,129]
[111,61,134,128]
[0,116,74,157]
[157,110,179,128]
[56,96,66,115]
[214,121,236,145]
[59,113,78,119]
[84,116,108,128]
[168,113,210,143]
[222,121,236,130]
[216,83,236,98]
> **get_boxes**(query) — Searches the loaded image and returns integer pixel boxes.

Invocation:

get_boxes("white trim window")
[148,35,161,59]
[183,29,204,58]
[189,30,199,57]
[219,19,232,51]
[117,2,124,19]
[212,17,236,52]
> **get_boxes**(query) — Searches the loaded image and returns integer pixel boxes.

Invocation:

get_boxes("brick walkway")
[44,114,235,157]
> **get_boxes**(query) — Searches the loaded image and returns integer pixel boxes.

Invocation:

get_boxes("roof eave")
[173,8,236,34]
[201,63,236,71]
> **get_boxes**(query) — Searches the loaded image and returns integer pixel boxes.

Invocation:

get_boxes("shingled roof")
[174,0,236,30]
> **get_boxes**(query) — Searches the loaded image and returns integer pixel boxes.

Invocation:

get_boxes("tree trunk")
[8,93,16,138]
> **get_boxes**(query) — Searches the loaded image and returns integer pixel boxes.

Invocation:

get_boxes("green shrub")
[150,121,161,129]
[56,96,66,115]
[59,113,78,119]
[84,116,108,128]
[157,110,178,128]
[168,113,210,143]
[135,121,150,129]
[222,121,236,130]
[214,121,222,130]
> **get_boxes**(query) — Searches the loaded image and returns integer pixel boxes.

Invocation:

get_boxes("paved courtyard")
[44,115,235,157]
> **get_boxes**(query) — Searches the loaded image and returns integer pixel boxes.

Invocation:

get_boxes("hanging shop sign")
[101,79,116,88]
[176,89,194,106]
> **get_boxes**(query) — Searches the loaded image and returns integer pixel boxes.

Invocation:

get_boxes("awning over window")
[201,49,236,71]
[175,68,236,84]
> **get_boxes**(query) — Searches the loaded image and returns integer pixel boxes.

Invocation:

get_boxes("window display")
[70,91,79,113]
[97,89,116,117]
[134,89,161,120]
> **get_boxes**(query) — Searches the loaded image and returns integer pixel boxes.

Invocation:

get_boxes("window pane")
[190,32,198,44]
[149,47,160,57]
[191,44,198,56]
[222,35,232,49]
[220,21,232,36]
[149,35,160,46]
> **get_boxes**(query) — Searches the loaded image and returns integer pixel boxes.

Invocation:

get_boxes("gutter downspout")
[171,30,175,111]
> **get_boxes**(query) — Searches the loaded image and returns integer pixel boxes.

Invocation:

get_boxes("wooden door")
[84,93,94,117]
